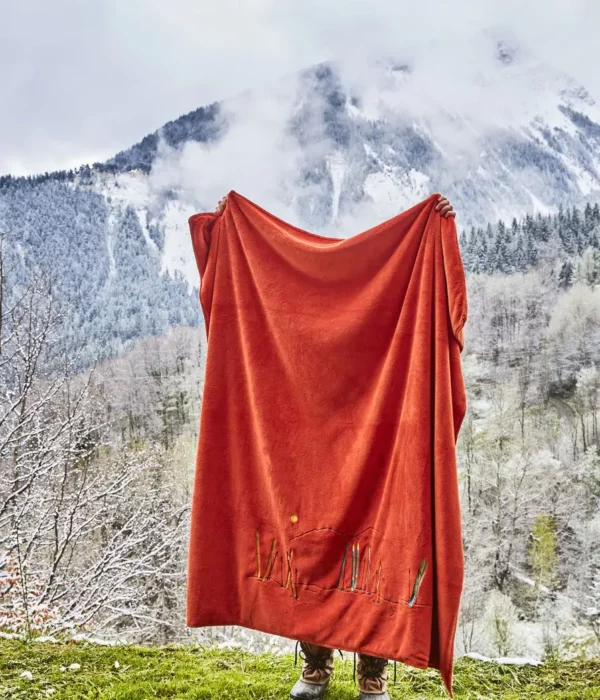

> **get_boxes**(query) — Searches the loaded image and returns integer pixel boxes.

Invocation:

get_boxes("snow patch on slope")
[97,169,198,286]
[361,139,430,215]
[160,200,201,287]
[326,153,346,221]
[363,168,430,217]
[527,189,554,216]
[100,170,151,209]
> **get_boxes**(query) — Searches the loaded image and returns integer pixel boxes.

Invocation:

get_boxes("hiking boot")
[289,641,335,699]
[357,653,390,699]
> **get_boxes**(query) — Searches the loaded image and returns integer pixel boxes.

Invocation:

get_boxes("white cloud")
[148,78,307,219]
[0,0,598,176]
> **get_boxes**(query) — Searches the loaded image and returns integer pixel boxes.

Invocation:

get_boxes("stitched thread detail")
[251,529,431,607]
[363,545,372,591]
[255,530,261,579]
[336,542,350,590]
[248,575,431,607]
[408,559,428,607]
[351,542,360,591]
[374,561,383,604]
[262,538,277,581]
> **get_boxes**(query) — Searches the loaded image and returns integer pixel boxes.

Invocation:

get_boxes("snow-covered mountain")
[3,33,600,364]
[81,35,600,287]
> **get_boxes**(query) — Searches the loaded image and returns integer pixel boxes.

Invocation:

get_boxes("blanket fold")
[187,190,468,696]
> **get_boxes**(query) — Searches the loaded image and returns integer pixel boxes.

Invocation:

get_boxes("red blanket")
[187,191,468,696]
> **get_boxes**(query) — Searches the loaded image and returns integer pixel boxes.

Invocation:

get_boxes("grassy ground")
[0,639,599,699]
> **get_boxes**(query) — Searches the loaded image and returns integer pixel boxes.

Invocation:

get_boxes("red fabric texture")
[186,190,468,696]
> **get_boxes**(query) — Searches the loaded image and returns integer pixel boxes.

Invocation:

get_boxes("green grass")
[0,639,599,699]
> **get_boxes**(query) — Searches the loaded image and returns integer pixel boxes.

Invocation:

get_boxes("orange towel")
[187,190,468,696]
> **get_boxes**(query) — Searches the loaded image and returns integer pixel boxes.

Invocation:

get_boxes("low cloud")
[1,1,597,177]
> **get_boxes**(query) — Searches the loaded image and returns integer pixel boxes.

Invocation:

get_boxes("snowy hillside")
[3,33,600,363]
[85,35,600,288]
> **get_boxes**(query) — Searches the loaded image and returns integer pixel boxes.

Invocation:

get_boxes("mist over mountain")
[2,33,600,366]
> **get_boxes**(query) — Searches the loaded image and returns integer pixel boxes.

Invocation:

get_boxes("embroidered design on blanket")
[252,526,430,608]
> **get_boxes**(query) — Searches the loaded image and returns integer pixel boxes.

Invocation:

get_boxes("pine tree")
[558,260,574,289]
[461,226,476,272]
[473,229,489,274]
[497,220,507,244]
[536,214,550,243]
[558,206,577,255]
[492,228,513,274]
[584,202,594,236]
[524,226,538,268]
[511,217,520,242]
[571,207,584,255]
[514,232,527,272]
[523,212,534,239]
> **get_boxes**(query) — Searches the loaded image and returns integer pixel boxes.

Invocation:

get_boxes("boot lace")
[298,642,332,671]
[359,654,389,679]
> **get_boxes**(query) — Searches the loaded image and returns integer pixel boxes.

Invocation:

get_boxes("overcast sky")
[1,1,598,177]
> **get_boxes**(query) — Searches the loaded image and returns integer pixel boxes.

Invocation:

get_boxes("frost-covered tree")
[558,260,574,289]
[0,262,190,643]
